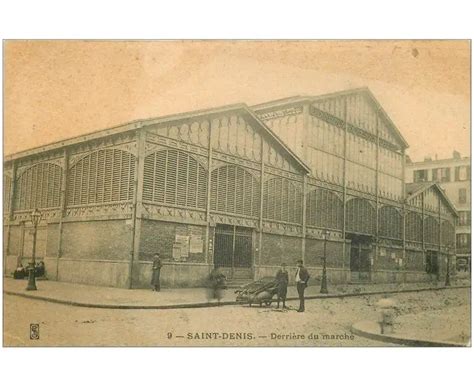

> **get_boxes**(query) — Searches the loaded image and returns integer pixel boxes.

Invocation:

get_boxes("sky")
[3,40,471,161]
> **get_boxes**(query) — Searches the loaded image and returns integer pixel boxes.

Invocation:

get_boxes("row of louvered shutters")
[11,149,302,224]
[8,148,455,245]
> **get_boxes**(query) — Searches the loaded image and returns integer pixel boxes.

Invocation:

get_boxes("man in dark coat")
[275,263,289,309]
[151,253,162,292]
[295,260,310,312]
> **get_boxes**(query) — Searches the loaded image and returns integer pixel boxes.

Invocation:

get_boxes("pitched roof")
[405,182,459,217]
[252,87,409,149]
[4,103,311,174]
[405,182,433,197]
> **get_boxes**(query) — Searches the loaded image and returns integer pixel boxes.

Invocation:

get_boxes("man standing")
[151,253,162,292]
[295,260,310,312]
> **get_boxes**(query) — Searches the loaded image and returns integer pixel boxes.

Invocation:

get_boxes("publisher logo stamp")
[30,324,40,340]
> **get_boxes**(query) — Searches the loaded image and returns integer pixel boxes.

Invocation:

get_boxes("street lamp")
[26,208,42,291]
[320,230,329,294]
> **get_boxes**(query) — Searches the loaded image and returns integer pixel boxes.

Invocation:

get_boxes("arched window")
[143,149,207,209]
[15,163,62,210]
[405,211,423,242]
[210,165,260,217]
[67,149,136,205]
[378,206,402,239]
[424,216,439,244]
[306,187,343,230]
[263,177,303,224]
[346,197,376,235]
[441,220,455,247]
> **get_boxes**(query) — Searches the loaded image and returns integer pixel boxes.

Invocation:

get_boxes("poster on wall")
[175,235,190,258]
[172,243,182,260]
[189,235,204,253]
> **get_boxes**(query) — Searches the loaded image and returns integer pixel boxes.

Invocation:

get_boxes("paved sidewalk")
[3,277,471,310]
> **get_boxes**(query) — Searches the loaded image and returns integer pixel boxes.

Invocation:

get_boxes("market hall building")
[3,88,458,289]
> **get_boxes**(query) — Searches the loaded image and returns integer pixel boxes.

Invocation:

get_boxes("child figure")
[275,263,289,309]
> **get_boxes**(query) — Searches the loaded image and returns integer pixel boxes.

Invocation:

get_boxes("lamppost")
[445,245,452,287]
[26,208,42,291]
[320,230,329,294]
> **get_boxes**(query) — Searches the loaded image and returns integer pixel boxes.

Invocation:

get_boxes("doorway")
[349,234,373,282]
[425,250,439,279]
[214,224,253,279]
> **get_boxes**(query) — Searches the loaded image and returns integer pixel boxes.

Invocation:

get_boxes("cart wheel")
[265,301,272,307]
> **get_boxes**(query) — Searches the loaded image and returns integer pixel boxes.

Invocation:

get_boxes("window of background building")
[432,168,439,181]
[455,166,469,181]
[456,233,471,250]
[459,188,467,204]
[440,167,451,182]
[413,169,428,183]
[459,211,471,226]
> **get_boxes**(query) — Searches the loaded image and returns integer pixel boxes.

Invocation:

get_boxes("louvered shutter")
[210,164,259,217]
[143,149,207,210]
[67,149,136,206]
[15,163,62,211]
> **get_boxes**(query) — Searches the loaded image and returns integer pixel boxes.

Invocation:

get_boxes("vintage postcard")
[2,40,471,347]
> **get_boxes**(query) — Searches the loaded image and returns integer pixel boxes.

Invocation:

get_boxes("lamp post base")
[320,270,328,294]
[26,269,37,291]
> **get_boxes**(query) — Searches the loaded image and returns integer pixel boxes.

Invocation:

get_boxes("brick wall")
[61,220,132,260]
[7,224,21,256]
[260,233,302,266]
[305,238,343,267]
[46,223,59,257]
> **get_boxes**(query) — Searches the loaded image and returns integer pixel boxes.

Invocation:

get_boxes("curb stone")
[4,284,470,310]
[351,320,468,347]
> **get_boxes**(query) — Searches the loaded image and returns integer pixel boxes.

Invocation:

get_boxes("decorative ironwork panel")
[262,220,303,237]
[143,203,206,222]
[210,115,262,162]
[143,149,207,210]
[378,205,402,239]
[210,164,260,218]
[67,148,136,206]
[263,176,303,224]
[424,187,439,213]
[15,162,62,211]
[306,187,343,230]
[65,202,133,218]
[345,197,376,235]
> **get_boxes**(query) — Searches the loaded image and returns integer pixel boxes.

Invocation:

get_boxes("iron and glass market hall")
[3,88,458,289]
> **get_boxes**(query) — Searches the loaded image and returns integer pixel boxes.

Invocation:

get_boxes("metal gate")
[349,235,372,282]
[214,224,253,279]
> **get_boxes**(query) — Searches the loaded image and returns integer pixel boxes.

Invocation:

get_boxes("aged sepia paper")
[2,40,471,347]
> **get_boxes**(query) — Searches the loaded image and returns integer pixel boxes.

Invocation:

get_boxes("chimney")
[424,155,432,162]
[453,150,461,159]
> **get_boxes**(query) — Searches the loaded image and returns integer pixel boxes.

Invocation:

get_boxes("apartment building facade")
[406,151,471,269]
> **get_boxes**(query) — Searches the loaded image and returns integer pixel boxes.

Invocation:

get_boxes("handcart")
[234,277,279,307]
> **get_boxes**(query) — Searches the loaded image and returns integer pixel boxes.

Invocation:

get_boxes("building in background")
[406,151,471,270]
[3,88,458,289]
